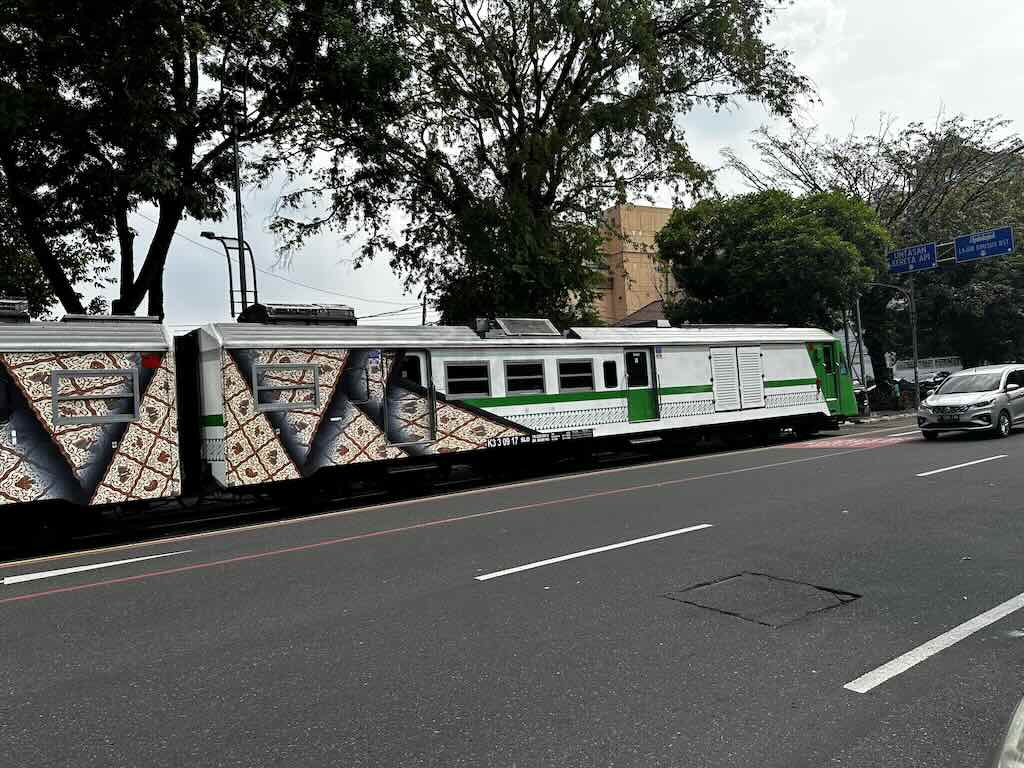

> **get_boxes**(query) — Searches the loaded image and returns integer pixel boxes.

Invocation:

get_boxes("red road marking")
[789,436,918,449]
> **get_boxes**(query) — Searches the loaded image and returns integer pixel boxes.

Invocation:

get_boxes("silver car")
[918,364,1024,440]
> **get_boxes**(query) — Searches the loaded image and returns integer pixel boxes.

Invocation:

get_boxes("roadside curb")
[850,413,915,425]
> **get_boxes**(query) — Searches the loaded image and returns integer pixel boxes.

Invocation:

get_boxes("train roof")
[203,322,835,349]
[567,326,836,345]
[0,320,173,351]
[204,323,482,349]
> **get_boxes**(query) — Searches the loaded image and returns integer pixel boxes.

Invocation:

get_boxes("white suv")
[918,364,1024,440]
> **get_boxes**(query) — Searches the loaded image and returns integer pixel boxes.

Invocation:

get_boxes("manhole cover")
[664,572,859,628]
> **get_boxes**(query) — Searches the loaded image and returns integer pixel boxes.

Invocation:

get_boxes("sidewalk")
[850,410,915,424]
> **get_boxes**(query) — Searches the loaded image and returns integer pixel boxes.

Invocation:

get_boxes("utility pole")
[842,309,852,374]
[231,113,248,312]
[909,275,920,410]
[421,290,428,326]
[855,295,870,416]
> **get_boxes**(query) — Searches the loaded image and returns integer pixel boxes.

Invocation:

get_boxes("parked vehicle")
[917,364,1024,439]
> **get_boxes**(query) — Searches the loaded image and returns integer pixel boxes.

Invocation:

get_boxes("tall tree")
[273,0,809,325]
[656,190,889,330]
[723,114,1024,375]
[0,0,404,317]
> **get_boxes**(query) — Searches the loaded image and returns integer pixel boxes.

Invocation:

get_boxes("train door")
[814,343,840,411]
[624,348,658,422]
[385,349,437,444]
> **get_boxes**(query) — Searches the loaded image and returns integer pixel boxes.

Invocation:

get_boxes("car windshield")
[936,372,1003,394]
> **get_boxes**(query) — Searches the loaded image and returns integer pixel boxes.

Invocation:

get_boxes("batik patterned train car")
[0,317,181,507]
[196,324,536,489]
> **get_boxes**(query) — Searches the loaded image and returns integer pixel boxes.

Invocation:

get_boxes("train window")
[51,369,140,425]
[400,355,423,386]
[822,346,835,374]
[558,359,594,392]
[445,362,490,398]
[625,351,649,387]
[504,361,545,394]
[603,360,618,388]
[253,363,321,412]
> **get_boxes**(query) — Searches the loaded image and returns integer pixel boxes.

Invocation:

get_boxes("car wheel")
[922,430,938,441]
[995,410,1012,438]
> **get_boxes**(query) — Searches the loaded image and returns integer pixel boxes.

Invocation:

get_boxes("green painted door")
[811,343,840,413]
[625,349,658,422]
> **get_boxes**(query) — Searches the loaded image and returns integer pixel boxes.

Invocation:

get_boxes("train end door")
[810,343,841,414]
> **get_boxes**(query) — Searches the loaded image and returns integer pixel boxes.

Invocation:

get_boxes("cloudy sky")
[127,0,1024,329]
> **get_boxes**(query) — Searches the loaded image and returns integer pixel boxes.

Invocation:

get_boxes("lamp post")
[864,280,920,410]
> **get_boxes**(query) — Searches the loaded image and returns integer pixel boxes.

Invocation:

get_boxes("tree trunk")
[114,202,135,305]
[0,149,86,315]
[110,199,184,319]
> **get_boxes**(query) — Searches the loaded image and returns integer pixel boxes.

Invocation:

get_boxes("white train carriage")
[0,315,182,507]
[194,319,835,490]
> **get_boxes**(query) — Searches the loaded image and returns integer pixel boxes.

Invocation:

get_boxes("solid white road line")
[844,590,1024,693]
[889,430,923,437]
[916,455,1007,477]
[2,550,192,586]
[475,524,712,582]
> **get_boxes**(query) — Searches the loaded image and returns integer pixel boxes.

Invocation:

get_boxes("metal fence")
[893,356,963,379]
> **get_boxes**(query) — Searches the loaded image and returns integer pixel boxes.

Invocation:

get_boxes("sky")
[124,0,1024,329]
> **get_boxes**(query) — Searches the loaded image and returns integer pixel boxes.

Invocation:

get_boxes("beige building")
[593,204,678,324]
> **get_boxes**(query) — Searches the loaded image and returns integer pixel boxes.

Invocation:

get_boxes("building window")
[445,362,490,398]
[253,364,321,412]
[603,360,618,389]
[51,369,140,425]
[504,361,545,394]
[558,360,594,392]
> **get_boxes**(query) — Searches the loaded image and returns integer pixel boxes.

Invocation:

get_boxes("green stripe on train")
[659,384,714,395]
[452,379,820,408]
[764,378,818,388]
[462,390,627,408]
[201,414,225,427]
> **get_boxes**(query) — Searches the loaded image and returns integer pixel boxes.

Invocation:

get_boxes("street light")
[201,231,259,317]
[862,281,920,410]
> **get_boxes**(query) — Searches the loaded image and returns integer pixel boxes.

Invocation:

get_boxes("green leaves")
[1,0,404,316]
[657,190,890,330]
[274,0,808,324]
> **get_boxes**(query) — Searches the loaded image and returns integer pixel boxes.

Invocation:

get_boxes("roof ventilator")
[474,317,560,338]
[236,302,357,326]
[0,297,30,323]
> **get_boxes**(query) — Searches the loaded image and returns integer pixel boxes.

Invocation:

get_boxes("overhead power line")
[133,211,417,306]
[357,305,424,320]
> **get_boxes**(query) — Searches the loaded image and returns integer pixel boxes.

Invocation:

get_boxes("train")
[0,301,858,516]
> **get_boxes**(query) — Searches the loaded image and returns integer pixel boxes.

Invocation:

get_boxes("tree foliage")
[724,114,1024,375]
[0,200,111,316]
[657,190,890,329]
[0,0,403,317]
[274,0,809,325]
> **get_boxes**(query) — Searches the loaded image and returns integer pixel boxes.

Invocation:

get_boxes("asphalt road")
[2,419,1023,767]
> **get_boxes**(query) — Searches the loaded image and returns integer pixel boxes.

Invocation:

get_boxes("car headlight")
[974,399,995,408]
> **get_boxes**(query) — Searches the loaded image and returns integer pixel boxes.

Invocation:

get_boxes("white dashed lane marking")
[2,550,192,585]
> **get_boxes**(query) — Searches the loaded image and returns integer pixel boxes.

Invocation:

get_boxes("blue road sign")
[954,226,1015,263]
[888,243,937,274]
